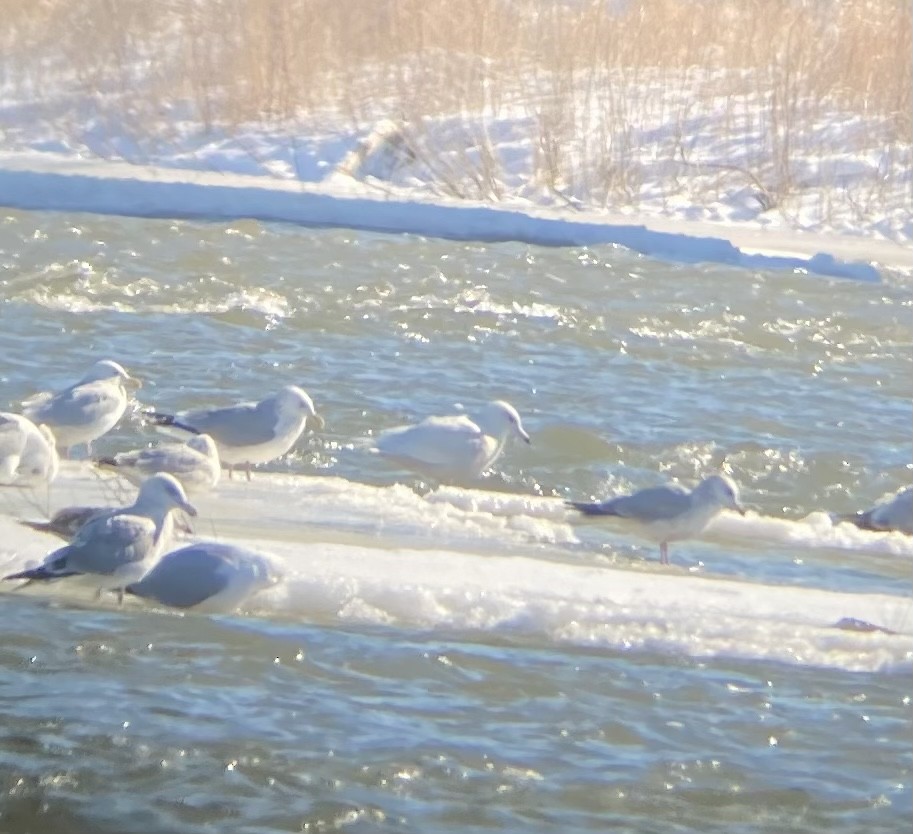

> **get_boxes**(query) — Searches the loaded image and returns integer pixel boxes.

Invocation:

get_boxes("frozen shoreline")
[2,463,910,672]
[0,151,906,282]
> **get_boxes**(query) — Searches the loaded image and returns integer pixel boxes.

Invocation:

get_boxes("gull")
[373,400,531,483]
[21,359,139,457]
[567,474,746,565]
[20,505,127,540]
[0,412,59,514]
[125,541,283,613]
[0,412,59,487]
[146,385,322,480]
[21,504,196,541]
[839,486,913,536]
[95,433,221,494]
[4,473,197,602]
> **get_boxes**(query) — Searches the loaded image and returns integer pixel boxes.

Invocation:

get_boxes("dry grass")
[1,0,909,211]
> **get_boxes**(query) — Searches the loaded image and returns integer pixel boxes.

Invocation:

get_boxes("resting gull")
[96,433,220,494]
[126,541,283,613]
[838,486,913,536]
[373,400,530,483]
[0,412,59,487]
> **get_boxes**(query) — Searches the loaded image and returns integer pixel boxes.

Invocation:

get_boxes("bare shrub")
[0,0,908,214]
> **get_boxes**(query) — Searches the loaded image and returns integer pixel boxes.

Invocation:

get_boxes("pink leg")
[660,542,669,565]
[245,462,252,482]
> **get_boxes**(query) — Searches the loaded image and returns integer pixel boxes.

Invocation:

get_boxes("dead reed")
[1,0,909,212]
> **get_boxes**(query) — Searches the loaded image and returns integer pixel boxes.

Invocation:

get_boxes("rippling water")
[0,209,910,832]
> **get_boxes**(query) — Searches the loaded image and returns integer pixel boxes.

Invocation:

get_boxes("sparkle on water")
[0,210,910,834]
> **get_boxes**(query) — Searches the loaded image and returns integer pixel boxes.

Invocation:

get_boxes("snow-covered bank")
[0,151,898,282]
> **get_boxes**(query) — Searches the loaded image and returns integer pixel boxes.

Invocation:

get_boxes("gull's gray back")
[604,484,692,522]
[128,545,235,608]
[181,398,280,446]
[65,514,158,575]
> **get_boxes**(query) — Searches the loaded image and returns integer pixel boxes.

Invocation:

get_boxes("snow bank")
[0,152,892,283]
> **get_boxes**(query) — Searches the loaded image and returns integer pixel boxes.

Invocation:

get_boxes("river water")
[0,209,910,833]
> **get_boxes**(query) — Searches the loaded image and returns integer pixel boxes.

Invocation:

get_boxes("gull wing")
[24,383,120,428]
[128,545,234,608]
[127,543,280,609]
[375,414,489,467]
[65,514,158,576]
[572,484,691,522]
[179,400,279,447]
[20,506,113,540]
[121,444,208,477]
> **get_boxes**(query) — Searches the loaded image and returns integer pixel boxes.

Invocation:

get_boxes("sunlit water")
[0,209,910,833]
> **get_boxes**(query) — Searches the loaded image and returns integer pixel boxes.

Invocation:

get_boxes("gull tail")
[4,564,79,583]
[566,500,621,517]
[19,519,58,535]
[842,510,877,532]
[145,412,201,435]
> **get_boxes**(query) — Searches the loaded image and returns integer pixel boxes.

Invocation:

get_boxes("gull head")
[697,474,745,515]
[80,359,141,388]
[475,400,531,444]
[186,433,219,461]
[279,385,325,430]
[137,472,198,517]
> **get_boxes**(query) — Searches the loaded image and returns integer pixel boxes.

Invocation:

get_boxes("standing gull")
[126,542,283,613]
[146,385,322,480]
[567,474,746,565]
[95,433,221,494]
[4,473,197,601]
[373,400,531,483]
[22,359,138,457]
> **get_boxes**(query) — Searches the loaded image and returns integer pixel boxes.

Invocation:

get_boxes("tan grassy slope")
[0,0,910,216]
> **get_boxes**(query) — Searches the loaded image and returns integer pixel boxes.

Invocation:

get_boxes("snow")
[2,464,911,673]
[0,81,909,281]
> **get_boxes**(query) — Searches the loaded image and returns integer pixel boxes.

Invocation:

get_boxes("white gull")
[373,400,530,483]
[0,412,59,487]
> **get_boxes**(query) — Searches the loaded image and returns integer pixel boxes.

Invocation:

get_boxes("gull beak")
[519,427,531,445]
[182,500,198,518]
[309,413,326,431]
[124,375,143,390]
[735,503,746,516]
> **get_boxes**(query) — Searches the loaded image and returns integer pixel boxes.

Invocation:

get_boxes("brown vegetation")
[1,0,909,209]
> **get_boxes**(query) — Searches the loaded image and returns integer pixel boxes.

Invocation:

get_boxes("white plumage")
[373,400,530,483]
